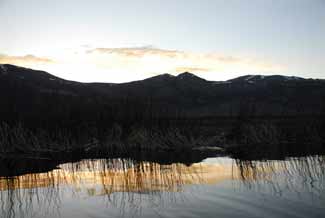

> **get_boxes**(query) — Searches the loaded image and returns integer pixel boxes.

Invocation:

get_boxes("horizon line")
[0,63,321,84]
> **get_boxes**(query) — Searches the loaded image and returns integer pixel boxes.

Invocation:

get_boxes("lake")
[0,154,324,218]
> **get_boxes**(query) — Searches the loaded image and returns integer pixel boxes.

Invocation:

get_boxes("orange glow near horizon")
[0,47,284,83]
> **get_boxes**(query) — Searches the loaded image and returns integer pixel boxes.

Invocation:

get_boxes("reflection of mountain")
[1,156,324,194]
[1,156,324,218]
[0,159,236,193]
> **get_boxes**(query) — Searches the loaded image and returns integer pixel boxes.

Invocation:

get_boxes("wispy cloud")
[87,46,183,58]
[86,46,282,77]
[0,54,54,65]
[87,46,243,64]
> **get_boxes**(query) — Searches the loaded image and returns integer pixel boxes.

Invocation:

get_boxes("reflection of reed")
[0,159,235,193]
[234,155,325,197]
[0,156,324,218]
[0,174,61,218]
[0,158,233,218]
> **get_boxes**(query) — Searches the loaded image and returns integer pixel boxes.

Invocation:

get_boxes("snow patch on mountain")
[0,65,8,74]
[245,75,257,81]
[241,75,304,82]
[283,76,303,81]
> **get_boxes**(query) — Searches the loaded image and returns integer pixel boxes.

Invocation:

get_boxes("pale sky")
[0,0,324,82]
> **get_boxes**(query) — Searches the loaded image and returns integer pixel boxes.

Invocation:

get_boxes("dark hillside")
[0,64,324,154]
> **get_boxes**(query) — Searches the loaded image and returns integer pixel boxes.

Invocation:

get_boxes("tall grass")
[124,126,223,151]
[0,122,77,154]
[0,122,225,156]
[1,116,324,158]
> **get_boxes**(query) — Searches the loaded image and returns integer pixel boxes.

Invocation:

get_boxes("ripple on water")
[0,156,324,218]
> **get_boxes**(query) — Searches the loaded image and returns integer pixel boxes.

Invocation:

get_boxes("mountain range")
[1,64,324,120]
[1,64,325,153]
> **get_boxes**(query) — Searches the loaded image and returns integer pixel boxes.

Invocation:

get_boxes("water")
[0,155,324,218]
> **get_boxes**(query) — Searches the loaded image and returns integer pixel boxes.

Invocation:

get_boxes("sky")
[0,0,324,82]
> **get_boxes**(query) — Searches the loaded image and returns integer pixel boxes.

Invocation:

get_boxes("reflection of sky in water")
[202,157,234,165]
[0,156,324,218]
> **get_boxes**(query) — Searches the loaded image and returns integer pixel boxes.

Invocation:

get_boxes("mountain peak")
[177,72,195,77]
[177,72,205,81]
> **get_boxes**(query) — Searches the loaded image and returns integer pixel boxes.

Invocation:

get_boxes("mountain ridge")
[1,64,322,84]
[1,64,325,121]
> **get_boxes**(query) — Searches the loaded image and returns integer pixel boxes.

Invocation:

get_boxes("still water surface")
[0,155,324,218]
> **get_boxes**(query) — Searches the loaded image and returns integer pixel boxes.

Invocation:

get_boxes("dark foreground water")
[0,155,324,218]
